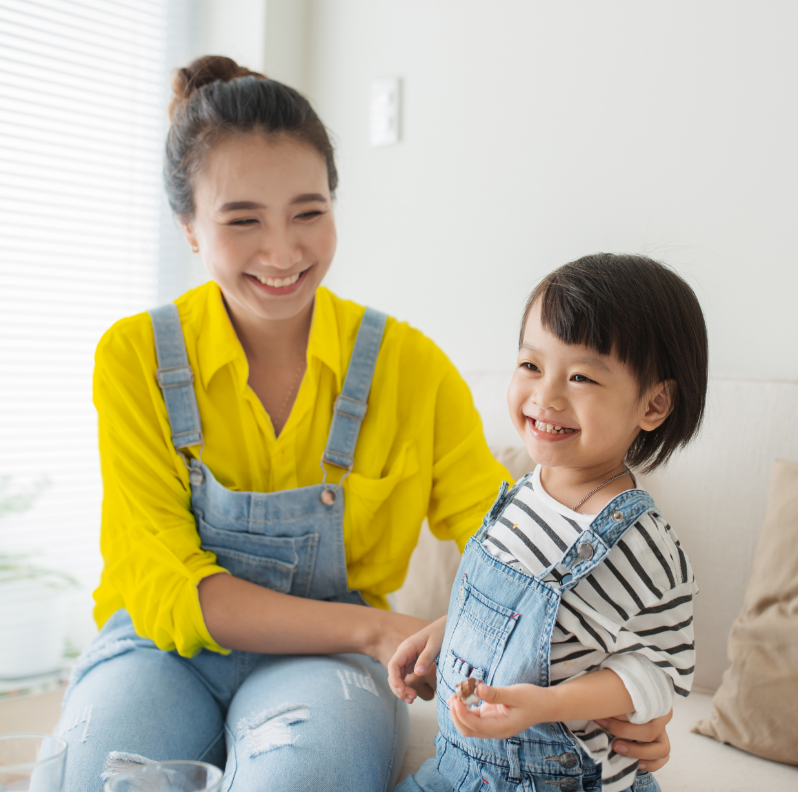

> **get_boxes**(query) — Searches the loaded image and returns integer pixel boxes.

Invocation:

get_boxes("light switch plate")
[369,77,401,147]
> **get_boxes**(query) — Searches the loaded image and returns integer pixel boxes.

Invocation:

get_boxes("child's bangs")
[532,275,657,393]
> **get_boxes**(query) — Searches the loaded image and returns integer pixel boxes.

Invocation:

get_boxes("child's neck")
[538,462,634,515]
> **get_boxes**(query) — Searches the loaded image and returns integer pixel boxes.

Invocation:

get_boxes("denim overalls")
[149,301,385,607]
[399,477,661,792]
[58,303,408,792]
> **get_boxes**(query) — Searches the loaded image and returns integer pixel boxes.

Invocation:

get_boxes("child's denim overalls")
[399,477,661,792]
[58,303,409,792]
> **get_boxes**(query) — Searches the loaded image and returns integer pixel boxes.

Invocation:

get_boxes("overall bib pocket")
[197,517,319,596]
[438,573,519,697]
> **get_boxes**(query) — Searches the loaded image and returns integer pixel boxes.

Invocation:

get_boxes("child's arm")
[387,615,447,703]
[449,669,633,740]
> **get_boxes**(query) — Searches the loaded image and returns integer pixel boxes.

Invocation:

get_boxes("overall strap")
[148,303,203,451]
[559,489,655,590]
[322,307,388,470]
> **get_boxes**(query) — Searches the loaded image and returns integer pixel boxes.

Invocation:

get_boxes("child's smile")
[527,416,579,439]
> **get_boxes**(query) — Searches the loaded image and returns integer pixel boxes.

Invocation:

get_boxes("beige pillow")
[392,447,533,620]
[692,458,798,766]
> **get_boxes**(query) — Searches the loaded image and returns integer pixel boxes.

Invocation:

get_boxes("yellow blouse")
[92,281,509,657]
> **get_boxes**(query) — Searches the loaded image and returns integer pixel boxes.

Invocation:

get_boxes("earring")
[191,246,199,253]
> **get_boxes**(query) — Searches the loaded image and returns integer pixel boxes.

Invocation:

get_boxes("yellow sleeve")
[92,315,229,657]
[427,353,513,552]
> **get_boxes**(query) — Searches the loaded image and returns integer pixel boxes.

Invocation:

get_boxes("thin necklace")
[275,359,306,429]
[572,468,631,513]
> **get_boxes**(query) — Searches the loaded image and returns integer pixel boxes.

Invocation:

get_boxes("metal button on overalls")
[559,752,578,769]
[576,541,594,560]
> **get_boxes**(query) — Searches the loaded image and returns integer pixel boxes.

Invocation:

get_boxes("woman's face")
[181,133,336,324]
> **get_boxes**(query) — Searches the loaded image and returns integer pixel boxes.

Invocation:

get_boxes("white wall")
[305,1,798,379]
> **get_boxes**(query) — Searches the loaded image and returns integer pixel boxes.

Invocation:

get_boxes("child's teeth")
[535,420,575,434]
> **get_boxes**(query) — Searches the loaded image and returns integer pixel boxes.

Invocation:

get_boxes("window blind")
[0,0,168,677]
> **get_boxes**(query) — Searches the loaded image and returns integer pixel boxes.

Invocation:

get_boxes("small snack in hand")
[455,677,480,705]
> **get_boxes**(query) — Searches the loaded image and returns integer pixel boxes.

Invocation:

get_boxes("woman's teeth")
[534,419,576,435]
[255,272,301,287]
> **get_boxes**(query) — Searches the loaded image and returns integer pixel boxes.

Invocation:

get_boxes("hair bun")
[169,55,266,120]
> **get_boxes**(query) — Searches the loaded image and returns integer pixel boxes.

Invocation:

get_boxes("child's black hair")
[521,253,708,473]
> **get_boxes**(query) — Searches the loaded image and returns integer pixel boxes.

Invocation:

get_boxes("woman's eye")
[297,211,322,220]
[571,374,594,383]
[230,218,257,226]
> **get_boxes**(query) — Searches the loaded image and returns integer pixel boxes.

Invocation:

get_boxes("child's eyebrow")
[520,344,612,373]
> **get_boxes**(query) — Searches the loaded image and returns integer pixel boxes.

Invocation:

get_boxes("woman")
[57,56,672,791]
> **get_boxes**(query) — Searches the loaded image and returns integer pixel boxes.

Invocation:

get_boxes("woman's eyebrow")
[218,200,266,211]
[218,194,327,212]
[290,193,327,204]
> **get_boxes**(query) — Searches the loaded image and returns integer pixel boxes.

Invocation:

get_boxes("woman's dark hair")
[520,253,708,473]
[165,55,338,220]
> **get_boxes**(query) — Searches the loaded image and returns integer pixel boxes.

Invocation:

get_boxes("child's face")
[508,300,665,474]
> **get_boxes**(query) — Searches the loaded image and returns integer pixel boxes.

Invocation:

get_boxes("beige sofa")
[393,373,798,790]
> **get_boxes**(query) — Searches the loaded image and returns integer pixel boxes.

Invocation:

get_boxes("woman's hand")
[387,616,447,703]
[595,711,673,772]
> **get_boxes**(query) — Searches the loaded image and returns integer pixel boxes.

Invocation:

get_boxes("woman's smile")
[246,266,312,296]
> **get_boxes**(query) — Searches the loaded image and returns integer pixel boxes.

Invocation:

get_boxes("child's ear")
[640,380,676,431]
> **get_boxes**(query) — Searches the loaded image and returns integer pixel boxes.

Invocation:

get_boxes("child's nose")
[531,378,566,411]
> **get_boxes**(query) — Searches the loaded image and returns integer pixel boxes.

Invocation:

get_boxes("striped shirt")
[483,466,697,792]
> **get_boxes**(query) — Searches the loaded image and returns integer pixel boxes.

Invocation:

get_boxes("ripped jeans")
[57,610,408,792]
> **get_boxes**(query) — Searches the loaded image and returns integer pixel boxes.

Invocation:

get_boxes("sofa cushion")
[691,458,798,765]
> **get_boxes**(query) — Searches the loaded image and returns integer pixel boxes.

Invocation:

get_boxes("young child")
[389,253,707,792]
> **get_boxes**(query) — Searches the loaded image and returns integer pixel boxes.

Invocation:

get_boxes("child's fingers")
[387,643,418,683]
[447,696,479,736]
[475,682,506,704]
[414,642,438,675]
[387,659,417,701]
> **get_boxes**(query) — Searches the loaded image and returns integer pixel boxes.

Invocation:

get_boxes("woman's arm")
[198,572,429,666]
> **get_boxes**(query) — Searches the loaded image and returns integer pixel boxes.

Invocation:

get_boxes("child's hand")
[448,681,551,739]
[387,616,446,703]
[401,666,438,701]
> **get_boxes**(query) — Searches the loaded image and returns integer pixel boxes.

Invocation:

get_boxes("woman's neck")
[224,297,314,368]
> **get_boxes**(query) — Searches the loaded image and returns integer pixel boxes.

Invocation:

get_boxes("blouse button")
[321,489,336,506]
[576,542,594,561]
[611,510,624,522]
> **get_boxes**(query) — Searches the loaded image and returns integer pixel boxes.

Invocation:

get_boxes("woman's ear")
[640,380,676,431]
[180,221,199,253]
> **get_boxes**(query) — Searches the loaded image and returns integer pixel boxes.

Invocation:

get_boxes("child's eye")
[520,362,540,372]
[230,218,258,226]
[571,374,594,383]
[297,211,323,220]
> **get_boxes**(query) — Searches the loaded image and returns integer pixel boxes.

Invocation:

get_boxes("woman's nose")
[260,227,302,270]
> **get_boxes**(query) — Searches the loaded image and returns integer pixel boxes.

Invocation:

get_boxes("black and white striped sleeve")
[605,513,697,698]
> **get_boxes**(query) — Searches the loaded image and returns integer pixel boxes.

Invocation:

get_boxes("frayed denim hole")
[236,703,310,758]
